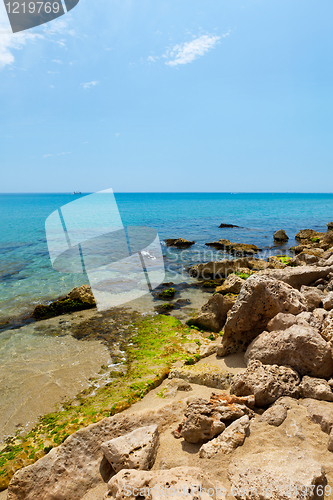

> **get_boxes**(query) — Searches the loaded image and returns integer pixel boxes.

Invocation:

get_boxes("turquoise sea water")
[1,192,333,321]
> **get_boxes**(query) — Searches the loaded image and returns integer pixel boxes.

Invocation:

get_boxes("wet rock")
[300,285,325,311]
[215,274,245,295]
[323,292,333,311]
[157,287,176,300]
[164,238,195,248]
[230,360,300,407]
[218,275,307,356]
[187,294,235,332]
[101,425,159,473]
[169,363,234,390]
[205,239,261,256]
[258,265,333,290]
[245,324,333,378]
[273,229,289,242]
[299,377,333,402]
[259,397,292,427]
[105,467,226,500]
[6,402,187,500]
[228,448,327,500]
[327,222,333,231]
[219,223,240,228]
[67,285,96,305]
[199,415,250,459]
[33,285,96,319]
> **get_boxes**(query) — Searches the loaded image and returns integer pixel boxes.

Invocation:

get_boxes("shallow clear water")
[1,192,333,320]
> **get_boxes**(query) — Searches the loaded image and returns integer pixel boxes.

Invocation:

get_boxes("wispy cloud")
[0,19,43,70]
[164,33,228,67]
[52,59,62,64]
[80,81,99,90]
[147,55,158,63]
[43,154,53,158]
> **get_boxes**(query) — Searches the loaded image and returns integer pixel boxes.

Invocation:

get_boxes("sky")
[0,0,333,193]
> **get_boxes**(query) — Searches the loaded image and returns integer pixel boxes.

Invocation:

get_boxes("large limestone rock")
[218,275,307,356]
[67,285,96,305]
[215,273,245,295]
[105,467,227,500]
[230,360,300,407]
[199,415,250,459]
[6,402,187,500]
[259,265,333,290]
[101,425,159,473]
[299,377,333,402]
[245,324,333,378]
[228,448,327,500]
[175,394,254,444]
[187,294,235,332]
[300,285,325,311]
[273,229,289,242]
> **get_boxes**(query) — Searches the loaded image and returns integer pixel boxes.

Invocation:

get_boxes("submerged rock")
[273,229,289,242]
[33,285,96,319]
[219,223,240,228]
[205,239,261,256]
[164,238,195,248]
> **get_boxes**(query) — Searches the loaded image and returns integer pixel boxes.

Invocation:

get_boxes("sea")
[1,192,333,323]
[1,192,333,442]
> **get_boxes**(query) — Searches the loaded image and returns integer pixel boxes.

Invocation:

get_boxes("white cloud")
[80,81,99,90]
[147,55,157,63]
[0,24,43,70]
[52,59,62,64]
[43,154,52,158]
[165,33,228,67]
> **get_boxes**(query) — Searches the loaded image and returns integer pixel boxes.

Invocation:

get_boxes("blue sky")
[0,0,333,193]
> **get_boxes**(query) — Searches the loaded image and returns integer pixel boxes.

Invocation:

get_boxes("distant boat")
[71,191,82,195]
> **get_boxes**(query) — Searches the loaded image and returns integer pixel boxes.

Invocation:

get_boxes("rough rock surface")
[259,397,292,427]
[323,292,333,311]
[321,310,333,342]
[273,229,289,242]
[187,294,235,332]
[164,238,195,248]
[218,275,307,356]
[215,274,245,295]
[67,285,96,305]
[189,258,255,280]
[6,402,187,500]
[300,285,325,311]
[169,364,234,390]
[228,448,327,500]
[299,377,333,402]
[175,394,254,444]
[199,415,250,459]
[266,313,297,331]
[259,265,333,290]
[230,360,300,407]
[245,324,333,378]
[300,398,333,434]
[101,425,159,473]
[105,467,226,500]
[205,239,261,256]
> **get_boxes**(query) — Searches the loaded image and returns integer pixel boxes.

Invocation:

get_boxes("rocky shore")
[3,225,333,499]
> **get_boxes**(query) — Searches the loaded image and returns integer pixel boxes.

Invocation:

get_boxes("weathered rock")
[328,429,333,451]
[219,275,307,356]
[266,313,297,332]
[105,467,227,500]
[245,324,333,378]
[299,376,333,402]
[300,285,325,311]
[169,364,234,390]
[266,256,287,269]
[205,239,261,256]
[291,252,320,266]
[215,274,245,295]
[318,254,333,267]
[187,294,235,332]
[6,402,187,500]
[67,285,96,305]
[164,238,195,248]
[230,360,300,407]
[189,258,265,279]
[295,229,324,242]
[199,415,250,458]
[323,292,333,311]
[259,265,333,290]
[228,448,327,500]
[327,222,333,231]
[101,425,159,473]
[259,397,292,427]
[273,229,289,242]
[300,398,333,434]
[321,310,333,342]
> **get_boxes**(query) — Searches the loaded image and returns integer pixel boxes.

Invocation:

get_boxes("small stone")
[299,376,333,402]
[199,415,250,459]
[323,292,333,311]
[259,397,292,427]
